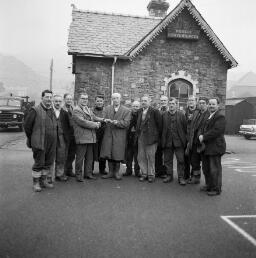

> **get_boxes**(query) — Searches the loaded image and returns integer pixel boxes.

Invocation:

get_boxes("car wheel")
[244,135,251,140]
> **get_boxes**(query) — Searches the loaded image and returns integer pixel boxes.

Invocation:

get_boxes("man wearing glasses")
[72,93,105,182]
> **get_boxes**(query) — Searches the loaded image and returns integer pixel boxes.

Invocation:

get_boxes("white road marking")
[221,215,256,247]
[235,169,256,173]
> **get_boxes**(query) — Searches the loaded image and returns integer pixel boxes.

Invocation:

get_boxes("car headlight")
[13,114,17,118]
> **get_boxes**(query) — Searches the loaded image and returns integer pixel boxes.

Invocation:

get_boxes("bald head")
[112,92,121,106]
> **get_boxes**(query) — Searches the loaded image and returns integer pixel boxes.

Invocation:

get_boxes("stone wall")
[74,9,228,106]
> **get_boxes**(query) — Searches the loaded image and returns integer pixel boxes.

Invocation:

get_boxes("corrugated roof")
[67,9,160,56]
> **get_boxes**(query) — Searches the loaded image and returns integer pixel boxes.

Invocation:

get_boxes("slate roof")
[67,9,160,56]
[68,0,238,68]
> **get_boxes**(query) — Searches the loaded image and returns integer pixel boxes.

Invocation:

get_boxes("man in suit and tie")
[136,95,162,183]
[100,93,131,180]
[72,93,104,182]
[199,97,226,196]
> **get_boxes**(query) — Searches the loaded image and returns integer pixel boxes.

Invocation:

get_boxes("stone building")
[68,0,238,107]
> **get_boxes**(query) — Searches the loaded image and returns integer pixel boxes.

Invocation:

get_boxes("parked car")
[239,119,256,139]
[0,96,25,131]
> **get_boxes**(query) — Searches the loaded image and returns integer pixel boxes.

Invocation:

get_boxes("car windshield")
[0,98,21,107]
[243,119,256,125]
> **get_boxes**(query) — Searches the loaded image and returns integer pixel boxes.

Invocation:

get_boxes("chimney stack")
[147,0,170,18]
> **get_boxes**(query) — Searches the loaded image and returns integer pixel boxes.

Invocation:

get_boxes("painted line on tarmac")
[221,215,256,247]
[235,169,256,173]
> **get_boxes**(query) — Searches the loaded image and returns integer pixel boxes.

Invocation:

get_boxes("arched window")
[168,79,193,109]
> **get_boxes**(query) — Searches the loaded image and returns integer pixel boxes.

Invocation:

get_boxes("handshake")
[104,119,119,125]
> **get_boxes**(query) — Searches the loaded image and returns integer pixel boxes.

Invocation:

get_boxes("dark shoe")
[99,170,108,175]
[123,170,132,176]
[179,178,187,186]
[67,173,75,177]
[139,176,147,182]
[163,175,173,183]
[101,173,114,179]
[56,175,68,182]
[207,190,221,196]
[200,185,210,192]
[148,177,155,183]
[76,175,84,182]
[85,174,97,180]
[187,177,200,184]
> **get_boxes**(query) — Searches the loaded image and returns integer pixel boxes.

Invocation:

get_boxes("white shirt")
[114,105,120,112]
[54,109,60,118]
[208,110,217,120]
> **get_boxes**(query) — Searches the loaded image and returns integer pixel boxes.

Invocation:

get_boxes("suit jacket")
[58,109,72,143]
[161,110,187,149]
[72,105,100,144]
[100,105,131,161]
[136,107,162,145]
[202,110,226,156]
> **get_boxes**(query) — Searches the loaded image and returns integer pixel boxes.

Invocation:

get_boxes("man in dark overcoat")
[124,100,140,177]
[24,89,57,192]
[63,93,76,178]
[136,95,162,183]
[52,95,71,182]
[100,93,131,180]
[155,95,168,178]
[187,96,210,184]
[161,97,187,185]
[199,97,226,196]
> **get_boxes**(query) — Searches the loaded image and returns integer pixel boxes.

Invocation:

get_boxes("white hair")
[112,93,121,99]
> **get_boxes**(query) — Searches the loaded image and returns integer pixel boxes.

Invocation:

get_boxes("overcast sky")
[1,0,256,82]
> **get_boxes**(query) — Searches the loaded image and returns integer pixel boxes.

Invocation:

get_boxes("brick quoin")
[74,10,228,107]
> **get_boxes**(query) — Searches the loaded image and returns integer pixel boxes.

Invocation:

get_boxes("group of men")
[24,89,226,197]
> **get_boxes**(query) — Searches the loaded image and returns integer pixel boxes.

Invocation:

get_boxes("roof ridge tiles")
[73,8,162,20]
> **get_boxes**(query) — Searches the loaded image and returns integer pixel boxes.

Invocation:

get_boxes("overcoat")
[202,110,226,156]
[72,105,99,144]
[100,105,131,161]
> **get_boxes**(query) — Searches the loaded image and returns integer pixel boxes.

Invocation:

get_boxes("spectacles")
[80,97,88,100]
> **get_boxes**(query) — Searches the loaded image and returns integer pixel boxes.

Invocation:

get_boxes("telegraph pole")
[50,58,53,91]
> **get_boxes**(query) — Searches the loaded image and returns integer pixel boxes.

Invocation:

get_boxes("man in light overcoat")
[100,93,131,180]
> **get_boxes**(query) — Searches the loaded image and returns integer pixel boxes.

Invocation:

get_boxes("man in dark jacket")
[187,96,210,184]
[136,95,162,183]
[92,95,107,175]
[155,95,168,178]
[199,97,226,196]
[63,93,76,177]
[24,89,57,192]
[161,97,187,185]
[53,95,71,182]
[124,100,140,177]
[184,96,197,181]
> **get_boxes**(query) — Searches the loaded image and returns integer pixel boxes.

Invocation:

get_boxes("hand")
[96,122,101,129]
[112,120,118,125]
[104,119,112,123]
[199,135,204,143]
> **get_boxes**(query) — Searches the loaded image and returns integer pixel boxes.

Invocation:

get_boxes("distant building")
[225,97,256,134]
[68,0,237,107]
[227,72,256,98]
